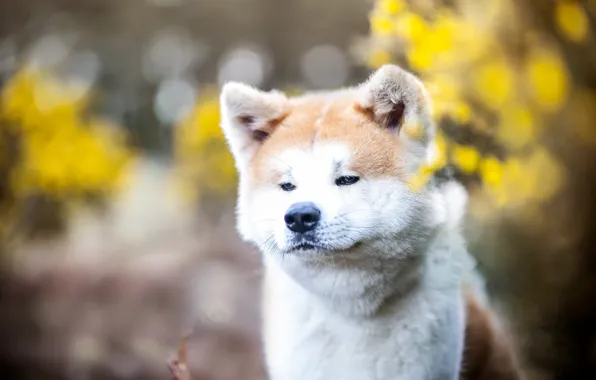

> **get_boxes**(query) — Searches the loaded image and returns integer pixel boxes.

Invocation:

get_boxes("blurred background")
[0,0,596,379]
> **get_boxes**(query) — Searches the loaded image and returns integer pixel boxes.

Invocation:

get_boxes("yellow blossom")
[378,0,405,15]
[393,12,430,42]
[555,1,589,42]
[453,20,493,63]
[451,144,480,174]
[174,91,237,199]
[427,17,456,54]
[497,106,537,150]
[424,75,464,121]
[0,66,133,199]
[485,148,564,207]
[365,0,577,210]
[424,75,460,104]
[407,45,433,71]
[371,14,394,36]
[526,48,569,112]
[472,60,514,108]
[450,101,472,124]
[479,156,503,186]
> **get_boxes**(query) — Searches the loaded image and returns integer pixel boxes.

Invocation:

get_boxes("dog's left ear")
[220,82,289,173]
[357,64,435,165]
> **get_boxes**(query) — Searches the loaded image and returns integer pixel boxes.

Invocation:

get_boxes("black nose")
[284,202,321,233]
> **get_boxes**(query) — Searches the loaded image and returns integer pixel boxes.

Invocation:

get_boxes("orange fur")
[251,95,406,186]
[461,291,523,380]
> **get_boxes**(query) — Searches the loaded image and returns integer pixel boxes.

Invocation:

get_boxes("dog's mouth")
[284,240,362,254]
[286,241,322,252]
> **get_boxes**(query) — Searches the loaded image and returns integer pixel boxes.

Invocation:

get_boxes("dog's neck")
[264,219,467,320]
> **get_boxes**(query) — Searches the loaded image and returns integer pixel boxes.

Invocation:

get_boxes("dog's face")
[220,65,438,265]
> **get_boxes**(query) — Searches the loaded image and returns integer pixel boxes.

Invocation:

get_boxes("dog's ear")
[357,64,435,167]
[220,82,288,173]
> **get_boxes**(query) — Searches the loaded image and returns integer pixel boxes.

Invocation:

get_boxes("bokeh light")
[300,44,350,89]
[217,44,271,88]
[154,78,197,125]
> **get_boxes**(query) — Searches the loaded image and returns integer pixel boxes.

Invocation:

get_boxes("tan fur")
[251,95,406,186]
[462,291,523,380]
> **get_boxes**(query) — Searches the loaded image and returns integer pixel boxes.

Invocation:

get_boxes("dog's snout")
[284,202,321,233]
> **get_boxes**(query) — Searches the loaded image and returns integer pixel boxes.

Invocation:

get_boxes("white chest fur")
[261,239,468,380]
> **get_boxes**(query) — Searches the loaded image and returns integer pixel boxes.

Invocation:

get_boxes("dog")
[219,64,522,380]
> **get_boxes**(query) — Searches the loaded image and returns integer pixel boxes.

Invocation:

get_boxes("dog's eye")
[335,176,360,186]
[280,182,297,191]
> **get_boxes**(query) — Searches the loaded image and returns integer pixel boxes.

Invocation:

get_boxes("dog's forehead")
[274,143,351,179]
[249,95,406,183]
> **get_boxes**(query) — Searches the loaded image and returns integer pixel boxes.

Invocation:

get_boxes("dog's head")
[219,65,447,266]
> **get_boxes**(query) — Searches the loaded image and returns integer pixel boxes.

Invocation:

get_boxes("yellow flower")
[394,12,430,42]
[424,75,464,121]
[371,14,394,36]
[450,101,472,124]
[451,144,480,174]
[486,148,564,207]
[1,66,133,199]
[479,156,503,186]
[428,17,456,54]
[555,1,589,42]
[526,48,569,112]
[453,20,493,63]
[472,59,514,108]
[174,91,237,199]
[176,97,222,156]
[378,0,405,15]
[497,105,537,150]
[407,45,433,71]
[424,75,460,104]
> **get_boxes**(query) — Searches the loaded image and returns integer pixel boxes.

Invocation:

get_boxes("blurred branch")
[168,334,193,380]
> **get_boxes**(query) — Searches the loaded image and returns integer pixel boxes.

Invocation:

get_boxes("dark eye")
[335,176,360,186]
[280,182,296,191]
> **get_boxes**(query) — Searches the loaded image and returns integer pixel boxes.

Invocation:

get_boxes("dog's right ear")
[220,82,288,173]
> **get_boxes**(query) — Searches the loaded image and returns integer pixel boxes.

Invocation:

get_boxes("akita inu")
[219,64,522,380]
